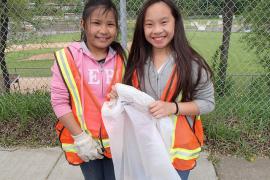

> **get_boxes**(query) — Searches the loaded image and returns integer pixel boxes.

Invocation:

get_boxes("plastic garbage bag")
[102,83,181,180]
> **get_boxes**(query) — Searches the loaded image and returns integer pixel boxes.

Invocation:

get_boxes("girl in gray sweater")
[122,0,215,179]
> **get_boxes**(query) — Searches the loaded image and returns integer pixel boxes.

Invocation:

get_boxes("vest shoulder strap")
[54,48,85,128]
[132,70,140,89]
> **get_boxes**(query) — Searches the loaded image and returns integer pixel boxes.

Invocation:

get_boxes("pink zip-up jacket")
[51,41,117,118]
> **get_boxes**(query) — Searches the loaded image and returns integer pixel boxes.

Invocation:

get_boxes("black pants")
[80,157,115,180]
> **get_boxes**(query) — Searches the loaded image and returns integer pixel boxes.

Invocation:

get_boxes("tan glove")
[72,131,104,162]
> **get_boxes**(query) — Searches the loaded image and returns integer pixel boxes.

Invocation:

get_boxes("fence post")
[119,0,127,49]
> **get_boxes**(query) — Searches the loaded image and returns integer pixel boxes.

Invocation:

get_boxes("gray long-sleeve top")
[140,55,215,115]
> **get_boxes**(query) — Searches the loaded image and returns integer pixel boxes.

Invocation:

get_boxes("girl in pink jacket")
[50,0,126,179]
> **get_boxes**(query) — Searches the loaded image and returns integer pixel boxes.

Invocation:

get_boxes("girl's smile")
[151,36,167,43]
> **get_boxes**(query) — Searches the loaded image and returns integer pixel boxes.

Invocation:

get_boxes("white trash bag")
[102,83,181,180]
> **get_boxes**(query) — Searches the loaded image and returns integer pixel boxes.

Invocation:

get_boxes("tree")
[216,0,235,97]
[0,0,10,92]
[242,0,270,73]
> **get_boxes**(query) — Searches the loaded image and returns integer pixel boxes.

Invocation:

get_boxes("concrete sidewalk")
[215,155,270,180]
[0,147,217,180]
[1,147,270,180]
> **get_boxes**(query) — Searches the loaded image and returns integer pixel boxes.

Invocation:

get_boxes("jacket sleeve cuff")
[53,105,72,119]
[193,99,215,115]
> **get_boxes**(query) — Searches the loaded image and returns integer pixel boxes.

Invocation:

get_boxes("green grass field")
[6,48,56,77]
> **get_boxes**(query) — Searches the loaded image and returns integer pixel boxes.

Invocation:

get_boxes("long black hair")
[124,0,213,101]
[80,0,126,60]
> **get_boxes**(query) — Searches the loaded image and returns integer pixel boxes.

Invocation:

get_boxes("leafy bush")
[0,91,58,147]
[204,90,270,159]
[242,0,270,73]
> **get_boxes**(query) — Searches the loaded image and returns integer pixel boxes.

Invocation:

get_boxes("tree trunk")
[0,0,10,92]
[218,0,235,96]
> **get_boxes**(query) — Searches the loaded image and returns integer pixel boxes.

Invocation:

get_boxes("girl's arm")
[58,113,83,136]
[191,66,215,115]
[176,101,200,115]
[149,101,199,118]
[51,60,103,160]
[177,66,215,116]
[51,61,82,136]
[149,67,215,118]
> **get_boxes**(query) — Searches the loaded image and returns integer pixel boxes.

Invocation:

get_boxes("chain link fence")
[0,0,269,155]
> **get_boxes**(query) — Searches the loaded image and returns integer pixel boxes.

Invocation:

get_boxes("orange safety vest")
[54,47,125,165]
[132,66,204,171]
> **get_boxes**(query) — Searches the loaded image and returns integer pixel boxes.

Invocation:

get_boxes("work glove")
[72,131,104,162]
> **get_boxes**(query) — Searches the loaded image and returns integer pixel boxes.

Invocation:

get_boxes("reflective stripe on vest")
[170,147,201,160]
[55,49,87,132]
[62,143,77,153]
[62,138,110,153]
